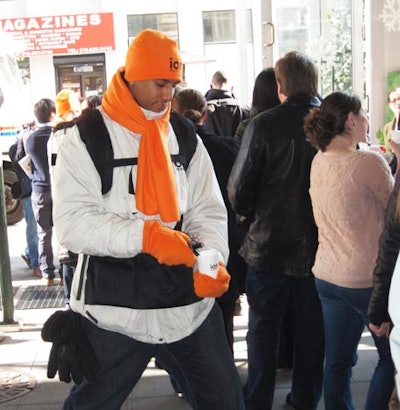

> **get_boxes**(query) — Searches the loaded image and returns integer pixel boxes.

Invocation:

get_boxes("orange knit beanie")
[55,89,80,117]
[125,29,183,82]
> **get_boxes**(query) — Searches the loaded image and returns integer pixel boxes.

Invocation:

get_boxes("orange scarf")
[102,68,179,222]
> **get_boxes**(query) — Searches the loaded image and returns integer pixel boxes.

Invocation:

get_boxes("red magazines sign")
[0,13,115,56]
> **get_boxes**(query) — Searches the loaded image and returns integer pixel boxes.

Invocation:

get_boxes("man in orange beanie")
[54,89,82,124]
[48,28,244,409]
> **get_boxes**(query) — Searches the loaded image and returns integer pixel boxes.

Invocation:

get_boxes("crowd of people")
[9,28,400,410]
[10,88,102,303]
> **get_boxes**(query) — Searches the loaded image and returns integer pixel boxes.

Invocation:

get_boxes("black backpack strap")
[169,112,198,231]
[170,111,197,171]
[76,109,115,195]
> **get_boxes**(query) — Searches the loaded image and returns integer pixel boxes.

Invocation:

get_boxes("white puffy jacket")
[50,107,228,344]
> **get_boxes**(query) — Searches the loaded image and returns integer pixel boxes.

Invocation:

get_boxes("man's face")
[128,79,180,113]
[61,92,82,121]
[389,90,400,115]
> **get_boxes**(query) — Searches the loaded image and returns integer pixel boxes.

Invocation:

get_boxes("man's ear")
[277,82,286,102]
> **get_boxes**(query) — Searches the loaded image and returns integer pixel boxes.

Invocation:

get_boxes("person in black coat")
[204,70,249,137]
[173,87,247,355]
[234,66,294,370]
[227,52,324,410]
[368,140,400,409]
[368,142,400,332]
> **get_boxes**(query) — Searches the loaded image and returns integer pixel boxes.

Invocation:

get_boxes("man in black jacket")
[204,70,249,137]
[228,51,325,410]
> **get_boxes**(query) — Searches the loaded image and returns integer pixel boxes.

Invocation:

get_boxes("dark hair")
[303,91,362,151]
[33,98,56,124]
[275,51,318,97]
[86,95,102,109]
[172,88,207,124]
[251,67,280,113]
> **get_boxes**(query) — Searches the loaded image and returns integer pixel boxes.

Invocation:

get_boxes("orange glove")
[193,262,231,298]
[142,220,196,267]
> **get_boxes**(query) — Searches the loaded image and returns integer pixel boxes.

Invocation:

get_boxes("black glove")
[41,310,99,384]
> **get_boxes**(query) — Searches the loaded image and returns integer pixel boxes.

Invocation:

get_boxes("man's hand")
[369,322,391,338]
[142,220,196,267]
[193,261,230,298]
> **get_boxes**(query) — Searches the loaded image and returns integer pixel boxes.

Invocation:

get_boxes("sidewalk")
[0,222,378,409]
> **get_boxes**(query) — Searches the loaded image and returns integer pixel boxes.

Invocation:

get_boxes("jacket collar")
[284,93,321,108]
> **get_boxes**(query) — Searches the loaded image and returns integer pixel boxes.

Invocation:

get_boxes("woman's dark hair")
[251,67,280,113]
[172,88,207,124]
[303,91,362,151]
[86,95,102,109]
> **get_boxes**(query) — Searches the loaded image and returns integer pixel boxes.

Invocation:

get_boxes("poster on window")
[0,13,115,57]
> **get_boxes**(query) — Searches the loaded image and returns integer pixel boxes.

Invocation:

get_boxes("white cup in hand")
[195,250,221,278]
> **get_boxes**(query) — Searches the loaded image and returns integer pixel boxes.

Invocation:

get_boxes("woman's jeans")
[315,278,394,410]
[62,303,245,410]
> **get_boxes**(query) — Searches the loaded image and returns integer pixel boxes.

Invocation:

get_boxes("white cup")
[391,130,400,144]
[196,249,221,279]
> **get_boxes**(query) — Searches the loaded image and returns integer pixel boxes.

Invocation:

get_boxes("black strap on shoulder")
[170,111,197,171]
[76,109,115,195]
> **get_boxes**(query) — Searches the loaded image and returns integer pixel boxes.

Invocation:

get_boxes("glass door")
[260,0,365,100]
[54,54,106,99]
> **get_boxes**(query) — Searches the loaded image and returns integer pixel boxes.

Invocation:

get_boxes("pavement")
[0,221,380,409]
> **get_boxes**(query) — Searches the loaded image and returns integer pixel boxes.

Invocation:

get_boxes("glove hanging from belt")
[41,309,99,384]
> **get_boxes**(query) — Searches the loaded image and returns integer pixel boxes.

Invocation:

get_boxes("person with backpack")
[173,87,247,356]
[204,70,249,137]
[9,122,40,278]
[46,29,244,409]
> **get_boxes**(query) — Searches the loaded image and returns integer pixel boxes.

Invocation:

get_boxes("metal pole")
[0,160,15,324]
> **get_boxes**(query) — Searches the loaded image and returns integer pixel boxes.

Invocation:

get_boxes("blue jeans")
[244,268,325,410]
[21,197,39,268]
[315,278,394,410]
[63,303,245,410]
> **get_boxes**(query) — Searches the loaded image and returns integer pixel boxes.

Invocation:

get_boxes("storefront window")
[127,13,178,42]
[54,54,106,99]
[203,10,236,43]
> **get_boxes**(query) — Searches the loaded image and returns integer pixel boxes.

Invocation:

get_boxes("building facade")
[0,0,399,139]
